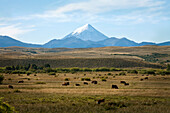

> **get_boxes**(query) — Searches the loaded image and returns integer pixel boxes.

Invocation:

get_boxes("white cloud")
[33,0,164,17]
[26,0,165,24]
[1,0,166,24]
[0,24,35,38]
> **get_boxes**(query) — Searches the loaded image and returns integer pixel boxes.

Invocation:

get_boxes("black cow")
[8,85,13,89]
[140,79,143,81]
[84,82,88,85]
[75,84,80,86]
[120,81,126,84]
[18,80,24,83]
[144,77,148,80]
[92,81,97,84]
[112,85,118,89]
[124,83,129,85]
[97,99,105,104]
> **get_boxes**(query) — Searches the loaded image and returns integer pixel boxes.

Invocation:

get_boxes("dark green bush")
[0,75,4,84]
[101,78,107,81]
[64,78,70,81]
[14,89,21,93]
[107,73,112,75]
[119,72,126,75]
[49,72,56,75]
[81,78,91,81]
[35,82,46,84]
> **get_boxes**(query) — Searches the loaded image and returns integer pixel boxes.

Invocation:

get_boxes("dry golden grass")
[0,71,170,113]
[1,72,170,97]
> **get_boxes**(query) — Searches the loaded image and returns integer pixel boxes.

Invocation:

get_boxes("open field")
[0,71,170,113]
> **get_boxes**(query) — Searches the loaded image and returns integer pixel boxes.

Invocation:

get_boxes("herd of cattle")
[7,76,149,90]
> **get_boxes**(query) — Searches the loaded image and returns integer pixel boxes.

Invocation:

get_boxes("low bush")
[81,78,91,81]
[49,72,56,75]
[0,75,4,84]
[14,89,21,93]
[35,82,46,84]
[64,78,70,81]
[101,78,107,81]
[119,72,126,75]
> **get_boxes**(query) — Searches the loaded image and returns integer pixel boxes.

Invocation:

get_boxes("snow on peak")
[72,24,95,35]
[64,24,108,41]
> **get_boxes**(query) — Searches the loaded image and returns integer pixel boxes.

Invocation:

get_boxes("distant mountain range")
[0,24,170,48]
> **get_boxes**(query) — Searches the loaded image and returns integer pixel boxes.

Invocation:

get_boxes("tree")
[31,64,37,70]
[167,64,170,71]
[0,75,4,84]
[44,64,50,68]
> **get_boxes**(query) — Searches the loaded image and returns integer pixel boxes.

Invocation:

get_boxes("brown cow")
[18,80,24,83]
[97,99,105,104]
[8,85,13,89]
[112,85,118,89]
[62,82,69,86]
[92,81,97,84]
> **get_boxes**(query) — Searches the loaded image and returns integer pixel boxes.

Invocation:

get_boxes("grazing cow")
[140,79,143,81]
[144,77,148,80]
[84,82,88,85]
[97,99,105,104]
[124,83,129,85]
[112,85,118,89]
[18,80,24,83]
[92,81,98,84]
[62,82,69,86]
[8,85,13,89]
[120,81,126,84]
[75,84,80,86]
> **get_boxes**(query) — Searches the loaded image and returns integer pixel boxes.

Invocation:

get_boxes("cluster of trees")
[0,64,169,75]
[5,64,50,71]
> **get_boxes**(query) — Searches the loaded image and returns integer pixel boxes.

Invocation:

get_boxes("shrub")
[49,72,56,75]
[107,73,112,75]
[81,78,91,81]
[0,98,16,112]
[83,68,92,72]
[0,75,4,84]
[119,72,126,75]
[127,70,138,74]
[26,71,32,76]
[8,78,12,80]
[65,78,70,81]
[14,89,21,93]
[35,82,46,84]
[101,78,107,81]
[167,64,170,71]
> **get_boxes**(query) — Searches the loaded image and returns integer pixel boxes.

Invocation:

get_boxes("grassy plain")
[0,71,170,113]
[0,46,170,112]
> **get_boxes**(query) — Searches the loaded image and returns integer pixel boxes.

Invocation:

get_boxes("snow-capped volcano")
[64,24,108,42]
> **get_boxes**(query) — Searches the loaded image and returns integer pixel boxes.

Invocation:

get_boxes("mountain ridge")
[0,24,169,48]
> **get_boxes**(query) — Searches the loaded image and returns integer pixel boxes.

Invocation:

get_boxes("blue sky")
[0,0,170,44]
